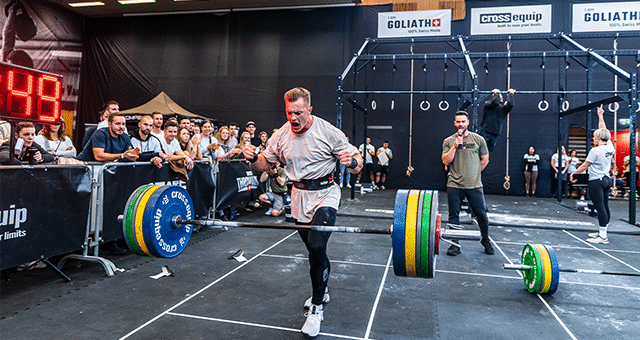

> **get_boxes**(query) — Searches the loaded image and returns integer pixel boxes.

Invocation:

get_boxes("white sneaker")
[264,208,273,215]
[301,304,323,337]
[586,236,609,244]
[303,289,330,310]
[373,185,379,190]
[380,185,386,190]
[339,183,343,188]
[587,232,599,238]
[346,183,351,188]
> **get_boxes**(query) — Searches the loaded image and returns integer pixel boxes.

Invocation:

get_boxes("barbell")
[504,243,640,295]
[117,185,482,279]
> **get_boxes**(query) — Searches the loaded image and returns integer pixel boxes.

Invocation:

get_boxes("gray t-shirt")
[442,132,488,189]
[586,140,615,180]
[263,116,358,223]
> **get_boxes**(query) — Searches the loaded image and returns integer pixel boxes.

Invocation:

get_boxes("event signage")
[378,10,451,38]
[470,5,552,35]
[572,2,640,32]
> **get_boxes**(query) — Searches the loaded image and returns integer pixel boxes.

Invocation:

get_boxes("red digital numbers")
[0,62,62,123]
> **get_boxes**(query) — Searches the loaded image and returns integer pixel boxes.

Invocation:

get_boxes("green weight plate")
[415,190,425,278]
[521,244,543,293]
[123,184,153,256]
[419,191,432,278]
[428,190,438,279]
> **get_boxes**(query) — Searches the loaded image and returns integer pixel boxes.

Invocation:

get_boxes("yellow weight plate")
[135,185,162,257]
[404,190,420,277]
[536,244,553,294]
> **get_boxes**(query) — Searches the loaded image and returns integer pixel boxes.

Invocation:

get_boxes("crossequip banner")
[0,165,91,270]
[378,10,451,38]
[216,160,264,210]
[573,2,640,33]
[101,161,215,243]
[470,5,552,35]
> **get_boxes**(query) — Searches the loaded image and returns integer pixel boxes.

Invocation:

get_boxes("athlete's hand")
[244,144,257,161]
[339,151,353,167]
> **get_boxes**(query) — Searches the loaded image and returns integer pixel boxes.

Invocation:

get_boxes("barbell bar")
[117,185,482,280]
[504,244,640,295]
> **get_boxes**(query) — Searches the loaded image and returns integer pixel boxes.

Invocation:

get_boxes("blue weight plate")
[392,189,409,277]
[142,185,194,259]
[544,245,560,294]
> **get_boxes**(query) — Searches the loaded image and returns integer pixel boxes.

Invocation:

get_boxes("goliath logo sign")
[480,12,544,24]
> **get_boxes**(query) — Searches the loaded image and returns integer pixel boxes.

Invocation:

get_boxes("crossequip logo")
[480,12,544,24]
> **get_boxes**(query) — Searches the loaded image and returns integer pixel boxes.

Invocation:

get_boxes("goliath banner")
[216,161,264,210]
[0,0,83,136]
[378,10,451,38]
[470,5,552,35]
[101,162,215,243]
[573,2,640,33]
[0,166,91,270]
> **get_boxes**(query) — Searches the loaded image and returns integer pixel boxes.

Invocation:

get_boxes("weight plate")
[142,186,194,259]
[392,189,409,277]
[404,190,420,277]
[434,214,441,255]
[135,185,162,257]
[536,244,552,294]
[544,245,560,294]
[123,184,153,256]
[521,244,543,293]
[419,191,432,278]
[415,190,425,278]
[429,190,438,278]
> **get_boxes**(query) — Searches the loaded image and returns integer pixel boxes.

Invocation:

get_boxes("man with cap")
[245,121,260,147]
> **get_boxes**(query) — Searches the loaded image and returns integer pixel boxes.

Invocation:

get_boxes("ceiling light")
[118,0,156,5]
[68,1,105,7]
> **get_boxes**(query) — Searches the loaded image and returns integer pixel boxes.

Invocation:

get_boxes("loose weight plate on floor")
[521,244,543,293]
[122,184,153,256]
[419,191,432,278]
[392,189,409,277]
[544,245,560,294]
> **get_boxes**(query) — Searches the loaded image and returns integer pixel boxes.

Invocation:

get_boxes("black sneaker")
[447,244,461,256]
[101,242,127,255]
[481,239,494,255]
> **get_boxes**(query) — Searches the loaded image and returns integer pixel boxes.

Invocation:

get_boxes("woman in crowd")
[178,127,199,160]
[0,122,56,164]
[570,105,615,244]
[567,149,583,199]
[551,146,570,198]
[523,146,539,197]
[233,131,252,159]
[35,120,76,157]
[197,120,218,161]
[215,126,241,161]
[257,131,269,153]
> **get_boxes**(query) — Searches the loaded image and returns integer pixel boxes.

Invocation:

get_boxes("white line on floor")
[493,240,640,255]
[486,212,595,226]
[364,249,393,340]
[166,312,371,340]
[261,253,388,267]
[490,237,578,340]
[118,231,299,340]
[563,230,640,273]
[364,209,394,214]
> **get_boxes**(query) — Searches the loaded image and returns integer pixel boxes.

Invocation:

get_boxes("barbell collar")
[440,229,482,241]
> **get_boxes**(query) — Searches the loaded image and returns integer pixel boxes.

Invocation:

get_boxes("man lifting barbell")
[243,87,363,337]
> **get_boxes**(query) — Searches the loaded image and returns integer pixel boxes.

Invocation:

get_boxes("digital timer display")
[0,61,62,123]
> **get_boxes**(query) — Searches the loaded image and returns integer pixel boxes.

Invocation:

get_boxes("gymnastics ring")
[636,103,640,112]
[439,100,449,111]
[608,102,619,112]
[420,100,430,111]
[538,100,549,111]
[371,100,377,110]
[562,100,570,112]
[391,100,395,110]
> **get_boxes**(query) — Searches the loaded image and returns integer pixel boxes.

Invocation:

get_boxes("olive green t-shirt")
[442,132,488,189]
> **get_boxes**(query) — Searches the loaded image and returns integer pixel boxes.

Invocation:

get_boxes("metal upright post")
[629,73,637,224]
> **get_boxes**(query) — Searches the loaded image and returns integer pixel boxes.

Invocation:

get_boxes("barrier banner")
[216,160,264,210]
[0,166,91,270]
[572,2,640,33]
[101,162,214,242]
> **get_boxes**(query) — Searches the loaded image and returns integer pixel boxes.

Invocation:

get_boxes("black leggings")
[588,176,612,227]
[297,207,336,305]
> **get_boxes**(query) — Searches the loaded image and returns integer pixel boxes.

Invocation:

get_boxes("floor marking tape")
[364,249,393,340]
[494,241,640,255]
[563,230,640,273]
[118,231,299,340]
[167,312,371,340]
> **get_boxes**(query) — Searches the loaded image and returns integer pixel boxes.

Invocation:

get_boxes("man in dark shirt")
[478,88,515,153]
[77,113,139,162]
[246,121,260,147]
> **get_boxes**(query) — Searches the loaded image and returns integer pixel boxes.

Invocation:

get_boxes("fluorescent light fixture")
[123,8,231,16]
[118,0,156,4]
[233,3,356,11]
[68,1,105,7]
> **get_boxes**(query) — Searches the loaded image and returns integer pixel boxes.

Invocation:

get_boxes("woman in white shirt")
[570,105,615,244]
[162,119,194,170]
[522,146,539,197]
[35,120,76,157]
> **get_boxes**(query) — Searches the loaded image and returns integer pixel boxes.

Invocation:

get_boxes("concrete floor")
[1,188,639,339]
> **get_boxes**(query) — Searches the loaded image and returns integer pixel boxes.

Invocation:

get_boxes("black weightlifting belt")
[292,172,334,191]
